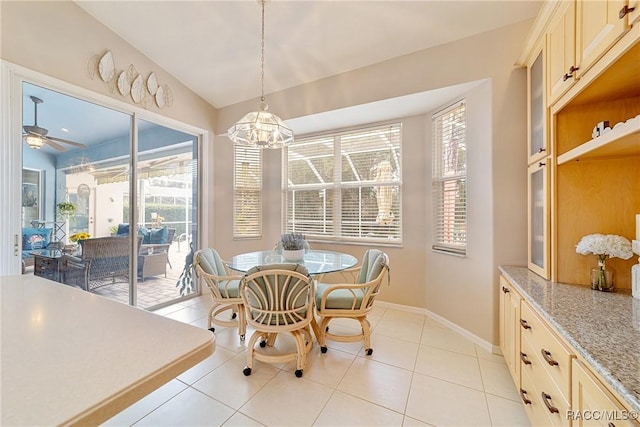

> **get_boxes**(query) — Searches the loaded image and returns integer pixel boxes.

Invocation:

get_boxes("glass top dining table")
[226,250,358,275]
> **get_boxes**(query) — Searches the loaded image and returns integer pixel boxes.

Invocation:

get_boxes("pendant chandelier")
[227,0,294,149]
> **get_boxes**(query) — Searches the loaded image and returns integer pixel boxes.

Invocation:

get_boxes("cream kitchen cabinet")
[499,275,522,385]
[575,0,632,80]
[572,359,639,427]
[547,0,577,104]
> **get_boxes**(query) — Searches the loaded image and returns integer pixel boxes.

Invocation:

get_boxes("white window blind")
[284,124,401,244]
[233,145,262,238]
[432,101,467,255]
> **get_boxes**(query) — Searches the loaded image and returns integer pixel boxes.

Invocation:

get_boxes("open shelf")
[557,115,640,164]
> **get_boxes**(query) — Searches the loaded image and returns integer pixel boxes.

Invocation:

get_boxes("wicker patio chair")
[63,236,142,292]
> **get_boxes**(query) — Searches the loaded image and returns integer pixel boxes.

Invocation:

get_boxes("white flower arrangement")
[576,234,633,260]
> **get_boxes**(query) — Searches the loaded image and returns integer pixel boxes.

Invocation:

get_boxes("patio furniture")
[21,226,54,272]
[63,236,142,292]
[240,264,314,378]
[117,224,176,268]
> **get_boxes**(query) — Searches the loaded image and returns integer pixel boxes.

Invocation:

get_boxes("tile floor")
[103,294,530,426]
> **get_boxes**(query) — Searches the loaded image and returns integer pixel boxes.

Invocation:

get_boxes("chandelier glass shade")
[24,134,45,149]
[227,0,293,149]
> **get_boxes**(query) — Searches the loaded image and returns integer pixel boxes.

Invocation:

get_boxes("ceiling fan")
[23,95,87,151]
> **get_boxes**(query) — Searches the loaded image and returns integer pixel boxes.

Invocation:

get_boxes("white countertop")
[1,275,215,426]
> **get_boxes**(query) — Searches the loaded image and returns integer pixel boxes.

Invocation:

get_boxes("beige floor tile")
[475,344,507,365]
[222,411,265,426]
[163,306,208,324]
[402,415,435,426]
[240,370,333,426]
[177,346,237,385]
[478,358,521,402]
[337,357,412,413]
[283,346,356,388]
[214,325,255,352]
[313,390,404,426]
[135,387,235,426]
[374,317,424,343]
[364,333,420,370]
[420,324,476,356]
[485,394,530,426]
[406,373,492,426]
[414,345,483,391]
[101,379,187,426]
[192,352,278,410]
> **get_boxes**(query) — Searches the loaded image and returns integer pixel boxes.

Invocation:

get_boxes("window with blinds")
[432,101,467,255]
[233,145,262,238]
[284,124,401,244]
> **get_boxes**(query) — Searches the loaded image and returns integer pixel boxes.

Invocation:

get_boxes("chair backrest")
[357,249,389,284]
[194,247,228,277]
[79,236,142,278]
[241,264,313,329]
[356,249,389,311]
[166,228,176,243]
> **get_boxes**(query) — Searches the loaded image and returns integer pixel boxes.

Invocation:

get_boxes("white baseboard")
[375,301,501,355]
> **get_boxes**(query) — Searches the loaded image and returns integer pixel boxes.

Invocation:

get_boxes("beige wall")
[2,0,529,346]
[0,1,216,133]
[216,20,530,345]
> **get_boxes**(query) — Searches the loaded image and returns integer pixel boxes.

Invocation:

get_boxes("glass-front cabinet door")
[528,159,550,279]
[528,47,547,164]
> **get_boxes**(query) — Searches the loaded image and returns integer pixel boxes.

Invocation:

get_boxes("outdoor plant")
[69,232,90,242]
[281,232,306,250]
[57,202,77,219]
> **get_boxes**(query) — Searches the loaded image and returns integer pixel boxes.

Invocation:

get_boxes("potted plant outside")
[280,232,306,261]
[57,202,77,219]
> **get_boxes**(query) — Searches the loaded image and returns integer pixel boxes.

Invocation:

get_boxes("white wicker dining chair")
[240,263,314,378]
[314,249,390,355]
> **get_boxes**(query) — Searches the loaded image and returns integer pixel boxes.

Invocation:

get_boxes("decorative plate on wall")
[147,72,158,96]
[131,75,144,104]
[155,85,165,108]
[98,51,115,83]
[117,71,130,96]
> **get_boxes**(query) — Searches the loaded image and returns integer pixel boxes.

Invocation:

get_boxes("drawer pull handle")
[520,319,531,330]
[619,5,635,19]
[608,423,616,427]
[541,392,559,414]
[501,286,510,294]
[520,352,532,365]
[519,389,532,405]
[541,349,559,366]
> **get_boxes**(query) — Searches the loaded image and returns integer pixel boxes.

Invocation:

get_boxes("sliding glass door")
[14,77,202,310]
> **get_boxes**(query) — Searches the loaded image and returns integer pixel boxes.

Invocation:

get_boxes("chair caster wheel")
[260,340,267,347]
[231,312,237,320]
[320,346,328,353]
[325,326,329,332]
[365,348,373,356]
[295,369,303,378]
[208,327,215,333]
[243,367,252,376]
[240,334,245,341]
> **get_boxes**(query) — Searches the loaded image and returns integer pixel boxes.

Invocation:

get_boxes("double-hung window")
[233,144,262,238]
[432,101,467,255]
[284,123,401,244]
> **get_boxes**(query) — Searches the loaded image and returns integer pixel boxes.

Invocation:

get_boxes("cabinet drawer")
[520,302,574,399]
[521,365,555,427]
[521,334,571,427]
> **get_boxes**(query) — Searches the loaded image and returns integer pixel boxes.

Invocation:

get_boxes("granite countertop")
[499,266,640,414]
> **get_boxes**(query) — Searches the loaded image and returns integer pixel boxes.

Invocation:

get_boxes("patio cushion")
[149,226,169,244]
[22,227,52,250]
[138,227,151,243]
[116,224,129,235]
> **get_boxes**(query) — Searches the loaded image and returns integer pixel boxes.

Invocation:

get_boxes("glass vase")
[591,258,614,292]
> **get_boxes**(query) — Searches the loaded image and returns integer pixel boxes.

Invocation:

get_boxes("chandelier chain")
[260,0,265,102]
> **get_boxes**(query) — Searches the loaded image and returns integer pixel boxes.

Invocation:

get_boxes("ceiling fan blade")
[46,135,87,148]
[44,139,67,151]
